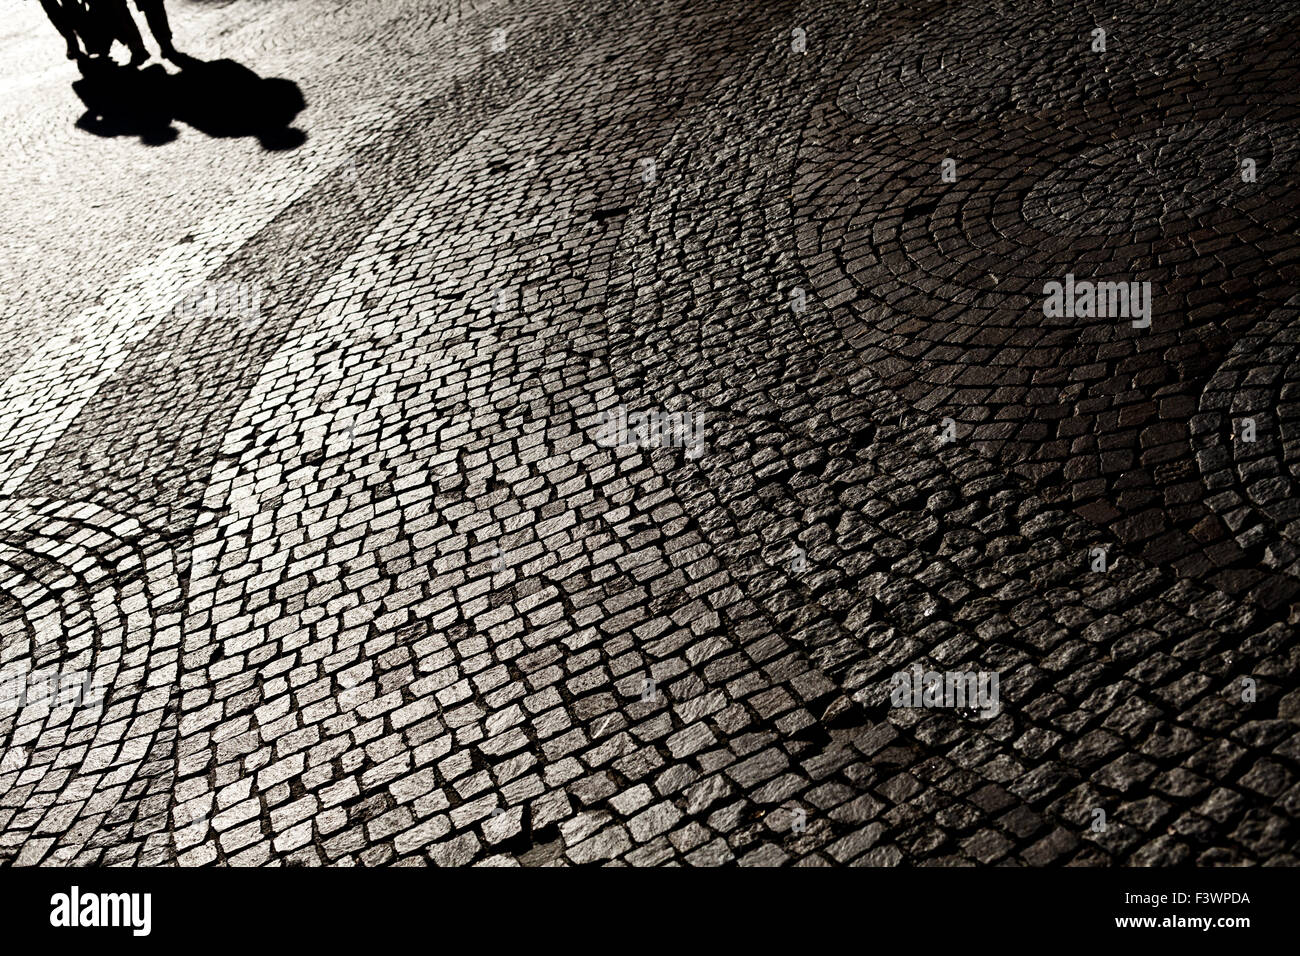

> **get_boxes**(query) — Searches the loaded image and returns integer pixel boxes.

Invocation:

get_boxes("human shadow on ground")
[72,55,307,150]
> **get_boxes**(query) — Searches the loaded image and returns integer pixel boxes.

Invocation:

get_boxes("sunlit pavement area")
[0,0,1298,865]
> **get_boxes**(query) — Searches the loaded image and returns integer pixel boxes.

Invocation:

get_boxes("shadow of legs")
[70,55,306,150]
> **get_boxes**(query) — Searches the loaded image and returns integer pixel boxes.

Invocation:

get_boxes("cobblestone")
[0,0,1296,867]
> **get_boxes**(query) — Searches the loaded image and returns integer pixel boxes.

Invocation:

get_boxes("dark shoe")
[65,40,79,60]
[159,42,182,63]
[128,46,149,68]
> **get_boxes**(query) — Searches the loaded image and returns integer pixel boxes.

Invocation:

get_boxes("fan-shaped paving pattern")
[1193,300,1300,586]
[1023,120,1300,237]
[840,0,1280,126]
[802,5,1300,602]
[0,0,1298,868]
[0,500,179,865]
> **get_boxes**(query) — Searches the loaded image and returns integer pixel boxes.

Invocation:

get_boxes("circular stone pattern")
[1023,120,1300,237]
[839,0,1280,126]
[1192,298,1300,586]
[0,499,178,865]
[798,5,1300,589]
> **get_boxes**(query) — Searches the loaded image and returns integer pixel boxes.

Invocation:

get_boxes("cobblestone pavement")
[0,0,1297,866]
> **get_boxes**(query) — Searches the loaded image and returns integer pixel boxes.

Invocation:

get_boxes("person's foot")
[64,40,79,60]
[128,46,149,68]
[159,42,183,63]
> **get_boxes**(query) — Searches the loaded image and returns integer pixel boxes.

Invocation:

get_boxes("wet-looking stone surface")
[0,0,1296,866]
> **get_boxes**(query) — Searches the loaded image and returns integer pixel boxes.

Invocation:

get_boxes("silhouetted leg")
[135,0,178,59]
[37,0,81,58]
[100,0,149,65]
